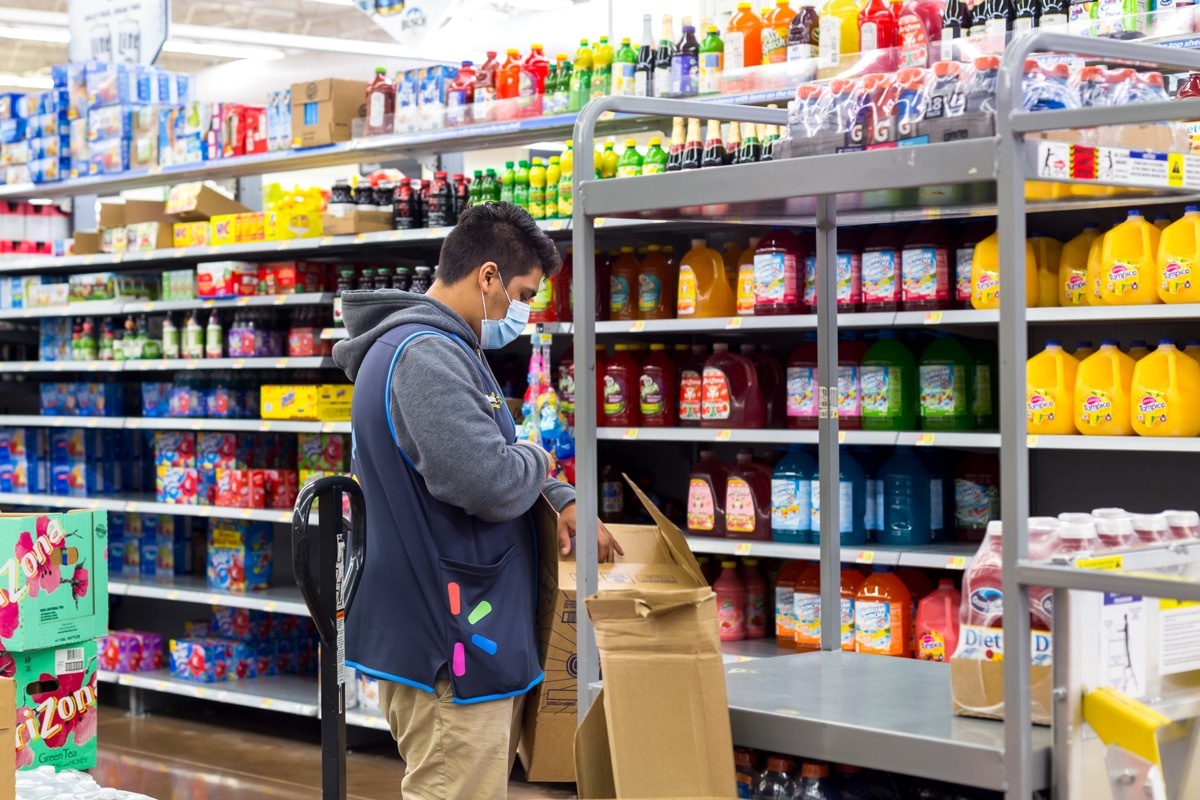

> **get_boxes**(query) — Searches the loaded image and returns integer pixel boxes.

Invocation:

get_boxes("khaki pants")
[378,678,525,800]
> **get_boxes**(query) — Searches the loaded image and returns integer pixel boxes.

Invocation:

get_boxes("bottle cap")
[1058,512,1093,525]
[625,138,638,147]
[375,67,386,74]
[650,343,667,351]
[1046,339,1061,347]
[1165,510,1200,529]
[620,246,634,253]
[461,60,473,67]
[531,43,543,49]
[1134,514,1169,534]
[1159,338,1176,346]
[721,560,737,568]
[507,48,520,56]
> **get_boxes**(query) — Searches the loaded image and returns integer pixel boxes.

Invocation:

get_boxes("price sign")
[856,550,875,564]
[735,543,752,555]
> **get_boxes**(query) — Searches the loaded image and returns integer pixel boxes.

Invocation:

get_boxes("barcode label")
[56,647,85,674]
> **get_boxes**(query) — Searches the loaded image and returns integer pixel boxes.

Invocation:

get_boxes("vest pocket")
[438,545,538,701]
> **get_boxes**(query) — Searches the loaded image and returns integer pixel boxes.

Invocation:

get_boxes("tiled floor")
[90,702,577,799]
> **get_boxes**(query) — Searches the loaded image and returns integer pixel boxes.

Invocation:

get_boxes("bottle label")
[1135,389,1169,428]
[558,176,573,217]
[529,188,544,220]
[918,629,947,661]
[837,364,861,418]
[687,478,715,531]
[601,480,623,515]
[701,367,732,420]
[865,477,879,533]
[897,11,929,68]
[637,274,662,313]
[860,21,879,51]
[747,588,766,633]
[902,246,949,302]
[736,263,757,314]
[679,370,703,421]
[616,164,642,178]
[368,91,386,128]
[786,365,817,419]
[810,479,853,534]
[634,71,649,97]
[753,249,799,307]
[803,255,817,308]
[613,62,636,96]
[837,253,862,305]
[1079,388,1115,428]
[862,250,899,304]
[818,18,841,68]
[677,265,698,315]
[974,268,1000,307]
[955,246,974,303]
[718,596,745,638]
[788,43,817,62]
[775,584,795,637]
[771,477,810,531]
[529,277,553,314]
[726,31,746,71]
[856,600,900,654]
[955,478,996,532]
[973,363,993,418]
[639,373,665,415]
[919,364,963,417]
[861,365,898,419]
[670,55,698,96]
[1061,269,1085,305]
[603,374,627,417]
[1026,386,1058,427]
[699,52,723,94]
[931,478,944,531]
[840,597,856,649]
[1106,261,1141,296]
[726,477,757,533]
[761,27,787,64]
[794,591,821,646]
[642,159,666,175]
[610,275,630,316]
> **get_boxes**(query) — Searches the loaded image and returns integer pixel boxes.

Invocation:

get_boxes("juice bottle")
[557,142,573,218]
[788,4,820,66]
[679,344,708,426]
[901,223,953,311]
[702,343,767,428]
[1093,514,1138,549]
[496,49,522,120]
[736,237,760,315]
[599,140,619,179]
[609,247,639,321]
[970,231,1038,309]
[838,331,868,430]
[861,331,917,431]
[1026,340,1079,435]
[917,448,954,543]
[754,228,806,315]
[364,67,395,137]
[568,39,592,112]
[1157,206,1200,304]
[699,25,725,95]
[655,15,675,98]
[701,119,726,168]
[726,2,764,70]
[545,156,560,218]
[1099,210,1162,306]
[1132,514,1169,545]
[1086,225,1109,306]
[819,0,863,69]
[513,159,530,209]
[639,344,678,427]
[878,445,932,546]
[671,25,700,98]
[858,0,899,70]
[1059,224,1101,307]
[726,450,772,541]
[637,245,675,320]
[968,339,997,430]
[1186,339,1200,363]
[1128,340,1151,360]
[915,578,962,661]
[474,51,499,121]
[1029,232,1063,308]
[548,55,570,115]
[522,45,549,117]
[590,36,613,99]
[612,37,637,97]
[742,559,768,638]
[1130,339,1200,436]
[552,247,572,322]
[918,333,973,431]
[499,161,515,204]
[616,139,643,179]
[896,0,944,69]
[837,230,863,311]
[687,450,730,537]
[678,238,736,318]
[955,221,990,310]
[1165,510,1200,542]
[715,561,747,641]
[642,137,669,174]
[602,344,641,427]
[954,452,999,543]
[528,157,546,220]
[839,567,867,652]
[635,15,655,97]
[772,444,816,543]
[811,446,867,546]
[762,0,795,64]
[742,344,787,428]
[786,333,819,430]
[1074,340,1135,436]
[600,460,625,523]
[855,566,913,657]
[680,118,704,169]
[775,561,803,647]
[792,562,822,651]
[446,60,477,122]
[862,226,903,312]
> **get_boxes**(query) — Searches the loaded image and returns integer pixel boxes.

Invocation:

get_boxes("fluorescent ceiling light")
[0,25,70,44]
[0,72,53,90]
[161,40,286,61]
[306,0,356,5]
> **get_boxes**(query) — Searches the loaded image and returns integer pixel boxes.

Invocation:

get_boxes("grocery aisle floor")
[90,702,577,799]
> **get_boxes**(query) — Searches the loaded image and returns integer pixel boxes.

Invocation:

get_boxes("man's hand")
[516,439,557,478]
[557,502,624,563]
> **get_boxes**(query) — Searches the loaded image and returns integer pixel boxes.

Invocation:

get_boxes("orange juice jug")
[736,236,760,315]
[1029,233,1062,308]
[1074,340,1135,435]
[854,565,912,657]
[970,231,1037,310]
[1059,224,1100,307]
[1130,340,1200,437]
[1099,210,1161,306]
[723,241,744,294]
[1026,340,1079,435]
[1157,205,1200,304]
[1086,226,1107,305]
[726,2,764,70]
[678,237,736,318]
[792,562,821,652]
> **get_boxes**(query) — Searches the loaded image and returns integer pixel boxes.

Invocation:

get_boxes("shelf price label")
[261,699,273,709]
[319,237,335,246]
[321,422,337,433]
[724,317,743,330]
[236,297,252,306]
[277,358,290,368]
[258,421,273,432]
[735,543,753,555]
[945,556,967,569]
[856,550,875,564]
[916,433,936,446]
[629,321,645,332]
[263,602,277,612]
[715,430,733,441]
[622,428,639,440]
[233,359,247,369]
[1027,435,1039,448]
[273,295,287,305]
[389,230,406,241]
[923,311,943,325]
[1076,555,1124,571]
[167,591,180,600]
[838,431,846,443]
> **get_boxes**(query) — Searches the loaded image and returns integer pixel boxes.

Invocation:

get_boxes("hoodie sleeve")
[388,336,551,522]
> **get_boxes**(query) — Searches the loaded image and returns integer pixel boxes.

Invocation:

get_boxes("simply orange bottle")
[678,238,736,318]
[609,246,640,320]
[726,2,764,71]
[854,565,913,657]
[637,244,676,320]
[1074,339,1135,436]
[1130,339,1200,437]
[1099,210,1161,306]
[1026,340,1079,435]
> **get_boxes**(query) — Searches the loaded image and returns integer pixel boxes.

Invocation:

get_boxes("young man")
[332,202,620,799]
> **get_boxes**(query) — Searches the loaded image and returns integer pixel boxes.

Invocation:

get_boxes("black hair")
[437,202,562,285]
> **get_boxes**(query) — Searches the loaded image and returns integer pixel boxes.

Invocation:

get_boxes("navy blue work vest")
[346,323,542,703]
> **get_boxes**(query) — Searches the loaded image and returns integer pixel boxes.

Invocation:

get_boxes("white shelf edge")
[0,492,292,523]
[685,537,978,569]
[0,293,334,321]
[0,416,350,434]
[597,427,999,448]
[97,670,318,717]
[109,577,309,616]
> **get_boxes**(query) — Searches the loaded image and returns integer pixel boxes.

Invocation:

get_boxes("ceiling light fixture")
[161,40,286,61]
[0,25,70,44]
[305,0,356,6]
[0,72,54,90]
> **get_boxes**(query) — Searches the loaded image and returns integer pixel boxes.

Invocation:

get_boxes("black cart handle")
[292,475,366,647]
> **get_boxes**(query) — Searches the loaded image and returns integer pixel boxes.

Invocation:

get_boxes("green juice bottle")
[642,136,669,174]
[529,157,546,219]
[514,159,530,209]
[500,161,515,204]
[616,139,643,178]
[861,331,917,431]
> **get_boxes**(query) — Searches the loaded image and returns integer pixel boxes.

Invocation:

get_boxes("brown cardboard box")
[290,79,366,148]
[321,210,393,236]
[0,678,13,800]
[572,480,736,800]
[165,183,251,223]
[97,202,124,229]
[122,199,167,225]
[72,232,102,255]
[950,657,1053,726]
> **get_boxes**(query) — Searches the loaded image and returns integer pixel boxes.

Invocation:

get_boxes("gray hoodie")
[333,290,575,521]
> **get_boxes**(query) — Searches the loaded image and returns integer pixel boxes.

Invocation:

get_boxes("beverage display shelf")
[0,356,335,372]
[726,651,1051,792]
[98,669,319,718]
[0,415,350,434]
[0,293,333,321]
[0,491,292,523]
[686,537,978,569]
[110,573,310,616]
[595,427,1001,448]
[721,639,795,662]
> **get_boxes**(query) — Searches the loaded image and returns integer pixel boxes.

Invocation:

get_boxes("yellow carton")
[266,210,322,241]
[210,214,242,247]
[260,385,353,421]
[173,221,210,249]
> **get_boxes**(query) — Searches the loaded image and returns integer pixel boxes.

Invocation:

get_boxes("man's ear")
[478,261,499,290]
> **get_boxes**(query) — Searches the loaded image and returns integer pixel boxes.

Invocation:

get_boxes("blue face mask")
[479,271,530,350]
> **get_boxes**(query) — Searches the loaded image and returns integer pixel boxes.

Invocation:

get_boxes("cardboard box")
[173,221,210,249]
[96,202,123,229]
[266,210,321,240]
[165,183,250,223]
[549,481,735,798]
[321,209,392,237]
[13,642,97,773]
[290,79,365,148]
[121,199,167,226]
[72,232,101,255]
[0,678,11,798]
[260,385,353,421]
[950,625,1054,726]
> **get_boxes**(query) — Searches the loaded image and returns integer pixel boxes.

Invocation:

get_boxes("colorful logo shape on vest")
[447,581,496,676]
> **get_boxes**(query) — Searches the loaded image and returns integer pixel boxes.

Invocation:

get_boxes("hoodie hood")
[333,290,479,381]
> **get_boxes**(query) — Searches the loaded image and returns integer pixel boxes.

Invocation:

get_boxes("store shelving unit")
[0,292,333,320]
[0,491,292,523]
[0,415,350,434]
[570,34,1200,799]
[109,574,309,616]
